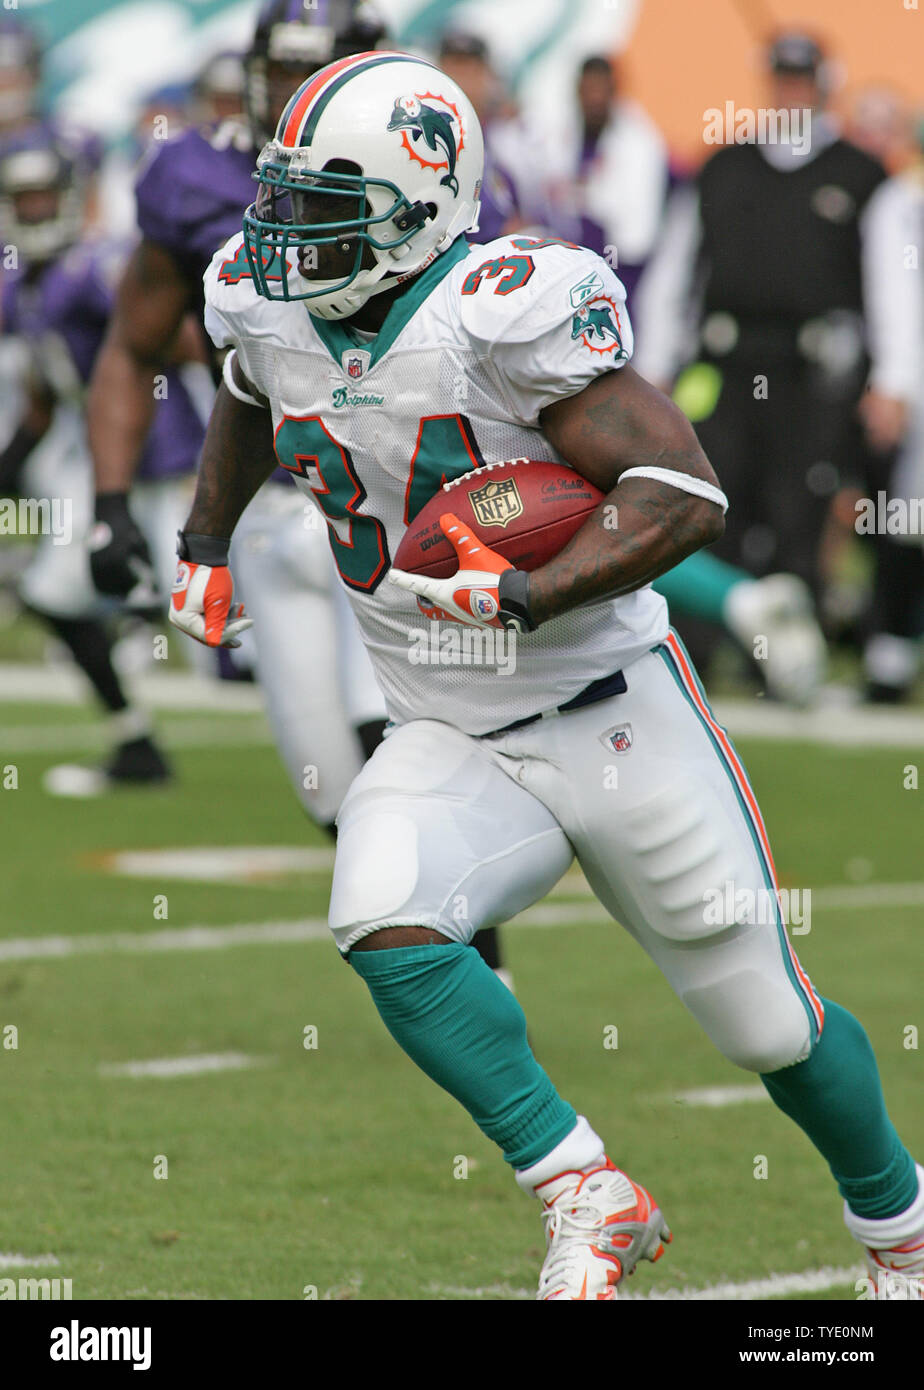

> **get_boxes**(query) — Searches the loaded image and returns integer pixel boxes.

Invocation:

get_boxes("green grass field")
[1,688,921,1301]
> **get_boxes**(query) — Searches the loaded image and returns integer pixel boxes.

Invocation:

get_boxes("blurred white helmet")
[0,132,84,265]
[242,50,483,319]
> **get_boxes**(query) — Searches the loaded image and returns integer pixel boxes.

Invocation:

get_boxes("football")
[393,457,605,580]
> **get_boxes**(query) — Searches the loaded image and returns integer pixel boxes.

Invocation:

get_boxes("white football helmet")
[242,50,483,318]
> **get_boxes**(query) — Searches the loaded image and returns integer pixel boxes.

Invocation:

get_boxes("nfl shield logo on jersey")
[341,350,371,380]
[603,725,633,753]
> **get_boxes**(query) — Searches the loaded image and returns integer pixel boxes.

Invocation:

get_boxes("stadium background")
[0,0,921,1307]
[41,0,922,158]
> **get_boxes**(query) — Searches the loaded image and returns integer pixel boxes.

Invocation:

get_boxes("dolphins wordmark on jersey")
[203,232,668,734]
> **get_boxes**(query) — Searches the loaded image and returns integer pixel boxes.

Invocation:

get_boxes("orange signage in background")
[622,0,923,171]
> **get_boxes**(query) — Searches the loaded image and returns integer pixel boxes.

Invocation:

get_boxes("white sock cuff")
[514,1115,605,1195]
[845,1163,924,1246]
[107,707,152,744]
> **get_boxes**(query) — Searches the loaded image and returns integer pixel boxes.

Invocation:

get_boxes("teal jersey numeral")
[274,414,484,590]
[218,241,287,286]
[404,414,485,523]
[274,415,388,592]
[461,254,535,296]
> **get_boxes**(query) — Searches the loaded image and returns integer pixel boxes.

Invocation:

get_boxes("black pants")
[693,351,869,597]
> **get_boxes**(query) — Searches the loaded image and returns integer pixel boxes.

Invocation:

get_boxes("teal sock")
[349,943,576,1168]
[761,999,918,1218]
[653,550,746,623]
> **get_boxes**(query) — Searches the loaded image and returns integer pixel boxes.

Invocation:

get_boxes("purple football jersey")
[135,122,259,302]
[471,154,519,245]
[1,239,203,480]
[135,120,292,484]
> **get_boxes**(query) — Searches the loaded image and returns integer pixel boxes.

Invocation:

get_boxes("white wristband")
[222,350,266,408]
[618,466,728,513]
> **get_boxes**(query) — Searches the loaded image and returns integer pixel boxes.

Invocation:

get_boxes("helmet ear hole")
[322,157,362,177]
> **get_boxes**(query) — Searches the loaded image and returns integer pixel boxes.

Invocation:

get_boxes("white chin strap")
[305,260,397,320]
[300,238,426,321]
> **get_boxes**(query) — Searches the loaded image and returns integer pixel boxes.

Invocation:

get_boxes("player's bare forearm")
[185,379,278,538]
[87,241,191,493]
[530,366,725,624]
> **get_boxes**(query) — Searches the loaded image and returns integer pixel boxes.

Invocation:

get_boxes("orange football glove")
[389,512,527,629]
[169,559,252,648]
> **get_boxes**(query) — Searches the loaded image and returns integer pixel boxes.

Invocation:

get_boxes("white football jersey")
[203,232,668,734]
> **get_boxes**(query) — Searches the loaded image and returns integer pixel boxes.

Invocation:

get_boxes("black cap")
[438,30,489,63]
[768,32,824,75]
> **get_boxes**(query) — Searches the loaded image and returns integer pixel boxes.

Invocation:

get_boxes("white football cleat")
[724,573,827,707]
[533,1159,671,1300]
[845,1164,924,1300]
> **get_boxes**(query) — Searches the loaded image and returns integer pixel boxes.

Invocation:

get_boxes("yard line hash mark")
[98,1052,271,1079]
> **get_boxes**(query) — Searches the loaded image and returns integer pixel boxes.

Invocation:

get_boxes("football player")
[170,53,923,1299]
[0,128,208,792]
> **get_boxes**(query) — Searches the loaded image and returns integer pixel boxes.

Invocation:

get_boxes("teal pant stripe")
[654,634,823,1047]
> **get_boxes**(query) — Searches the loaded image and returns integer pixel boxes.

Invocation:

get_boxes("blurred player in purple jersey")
[0,128,210,793]
[436,32,526,244]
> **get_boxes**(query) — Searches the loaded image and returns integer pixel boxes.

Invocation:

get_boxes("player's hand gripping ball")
[389,512,513,627]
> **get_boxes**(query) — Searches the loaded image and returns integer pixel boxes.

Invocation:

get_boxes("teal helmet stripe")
[288,53,440,149]
[299,53,410,145]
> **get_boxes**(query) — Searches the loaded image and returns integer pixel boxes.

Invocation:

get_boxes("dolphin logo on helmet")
[386,94,460,196]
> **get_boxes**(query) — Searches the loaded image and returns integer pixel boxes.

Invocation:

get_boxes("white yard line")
[627,1264,866,1300]
[98,1052,270,1079]
[0,664,265,712]
[673,1084,770,1108]
[3,663,924,742]
[0,717,273,752]
[0,1253,61,1269]
[711,697,924,747]
[429,1264,864,1301]
[107,846,334,882]
[1,881,921,963]
[0,919,331,962]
